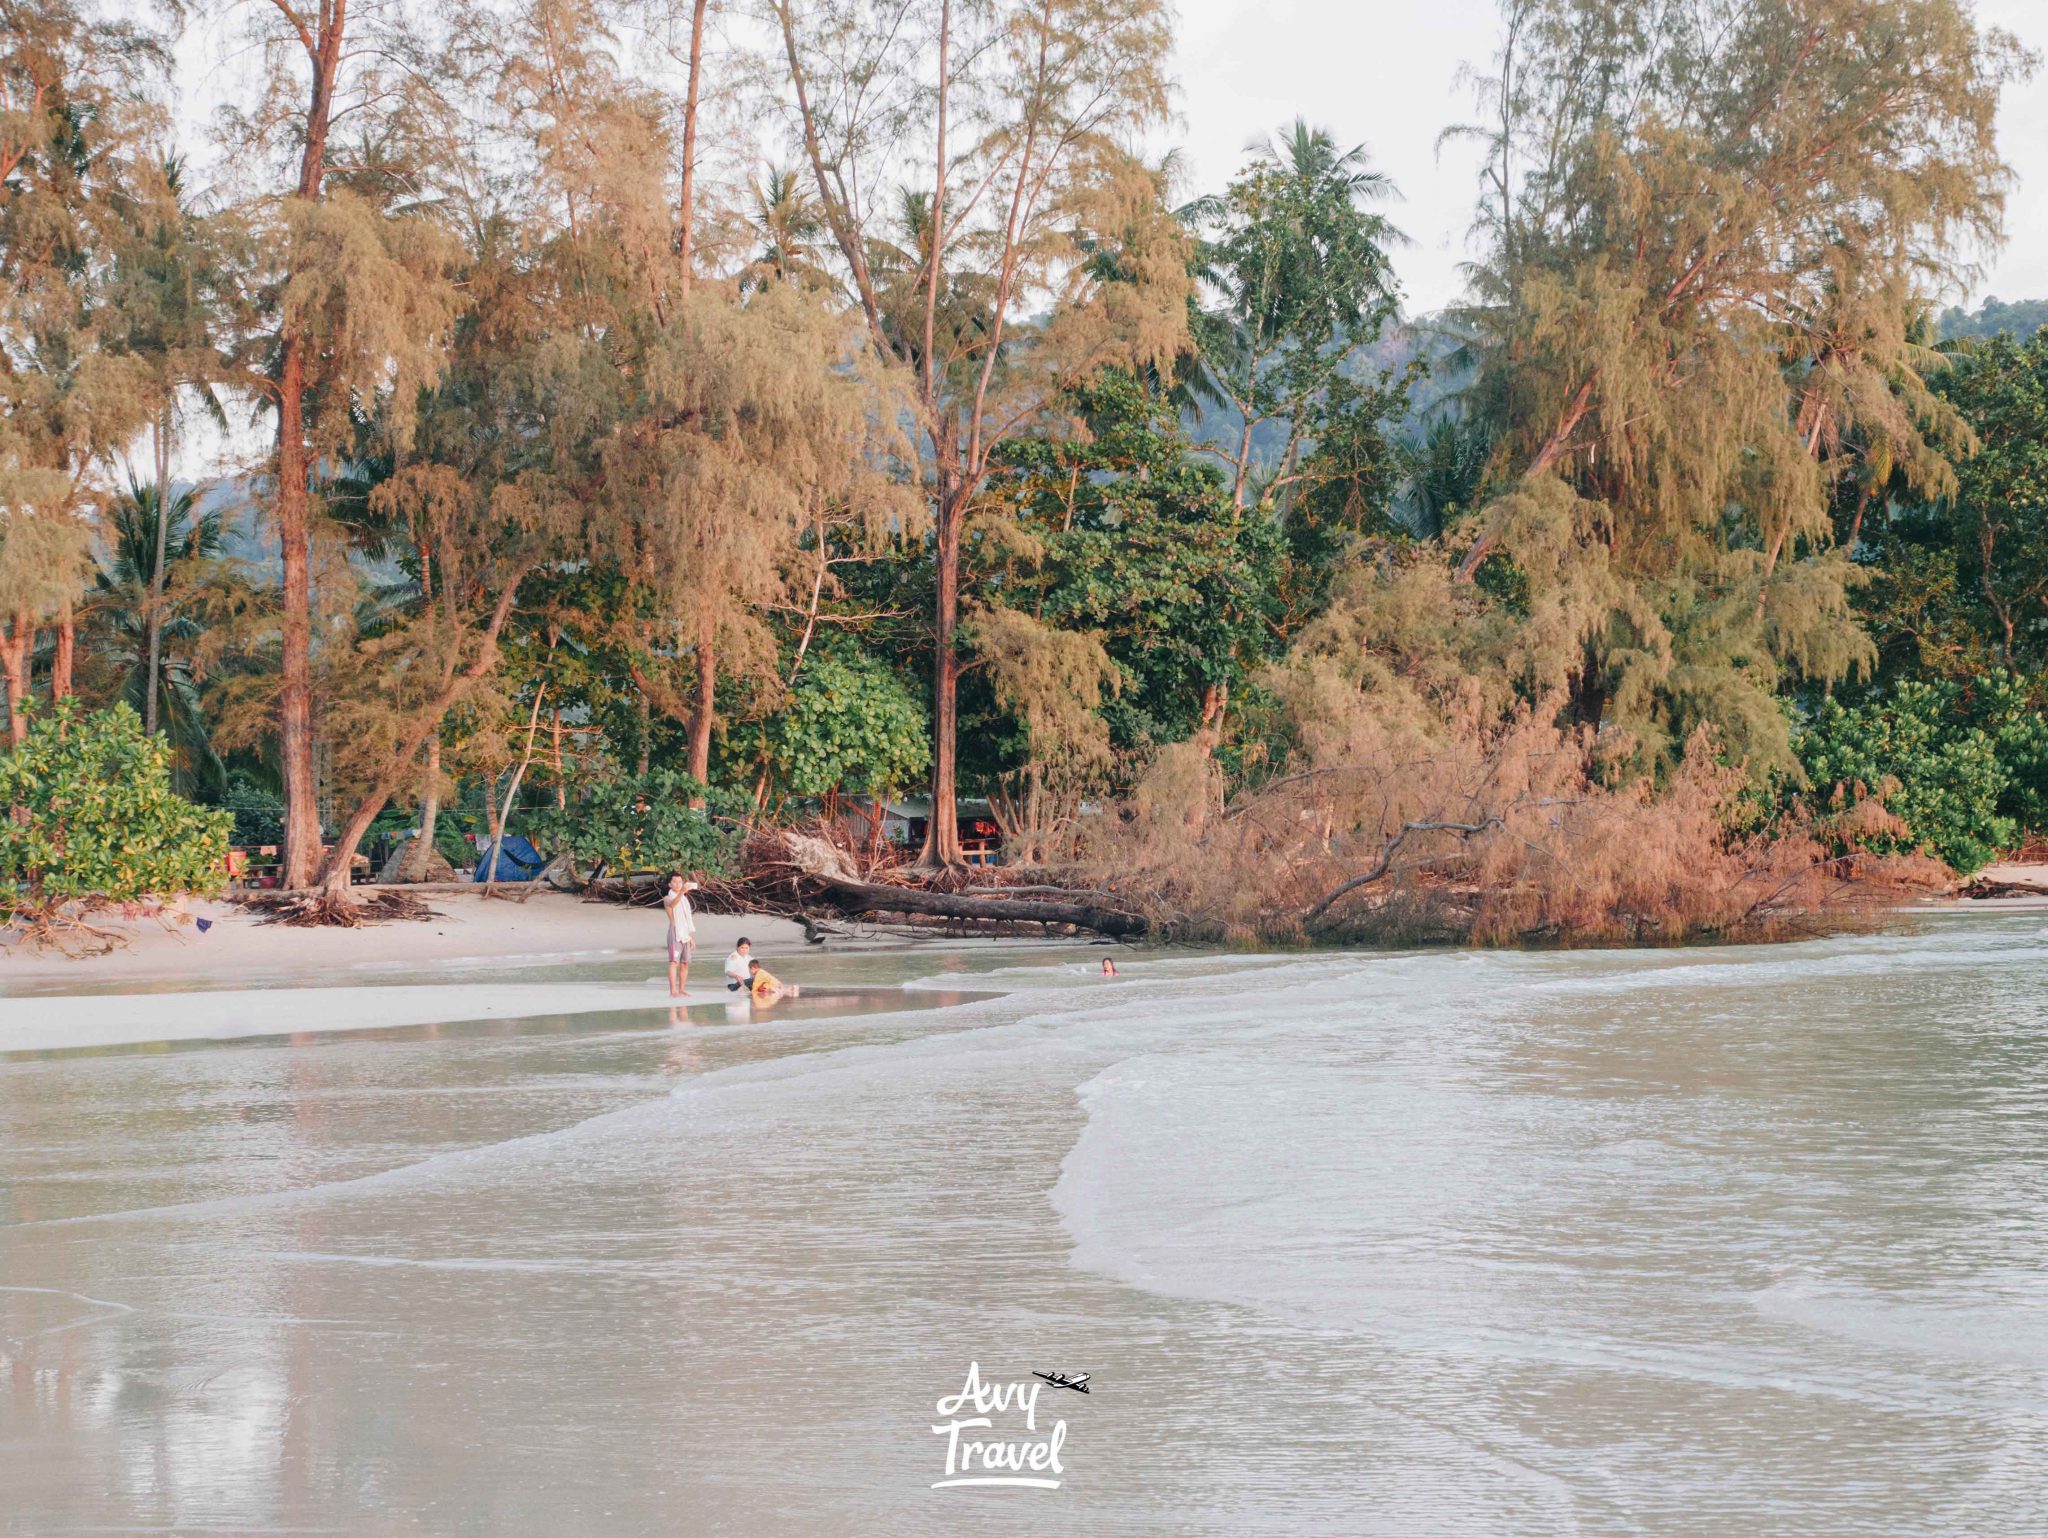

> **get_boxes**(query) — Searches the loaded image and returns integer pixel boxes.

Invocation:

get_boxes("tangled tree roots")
[4,907,130,958]
[240,890,442,927]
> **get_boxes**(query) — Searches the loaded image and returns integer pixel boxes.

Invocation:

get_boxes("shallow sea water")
[5,919,2048,1535]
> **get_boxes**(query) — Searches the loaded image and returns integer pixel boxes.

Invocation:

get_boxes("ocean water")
[4,919,2048,1534]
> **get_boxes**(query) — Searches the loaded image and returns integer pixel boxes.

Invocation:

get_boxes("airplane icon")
[1034,1370,1090,1394]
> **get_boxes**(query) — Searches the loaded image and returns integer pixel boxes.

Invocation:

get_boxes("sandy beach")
[0,890,818,1051]
[4,859,2043,1052]
[0,889,810,987]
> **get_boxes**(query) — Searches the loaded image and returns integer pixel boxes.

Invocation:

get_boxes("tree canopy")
[1,0,2043,926]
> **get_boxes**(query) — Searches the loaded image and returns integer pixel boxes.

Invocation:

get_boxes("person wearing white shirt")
[723,937,753,994]
[663,875,699,998]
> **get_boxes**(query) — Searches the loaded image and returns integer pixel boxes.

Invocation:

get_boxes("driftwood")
[808,873,1147,937]
[1959,875,2048,900]
[1301,817,1506,927]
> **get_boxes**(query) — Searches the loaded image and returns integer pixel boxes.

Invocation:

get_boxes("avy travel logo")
[930,1362,1086,1490]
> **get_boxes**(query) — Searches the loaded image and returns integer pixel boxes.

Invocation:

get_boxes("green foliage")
[0,701,232,914]
[216,769,284,847]
[1440,0,2019,774]
[1967,671,2048,835]
[1186,119,1403,511]
[1398,414,1493,539]
[86,479,231,794]
[1791,676,2048,872]
[527,768,738,877]
[766,652,929,799]
[985,371,1289,755]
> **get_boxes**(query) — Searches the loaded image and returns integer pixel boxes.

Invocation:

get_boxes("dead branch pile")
[1081,699,1948,947]
[1958,872,2048,900]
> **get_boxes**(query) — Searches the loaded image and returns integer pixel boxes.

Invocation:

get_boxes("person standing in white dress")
[663,875,699,998]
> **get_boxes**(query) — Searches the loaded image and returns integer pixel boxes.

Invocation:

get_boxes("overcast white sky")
[1170,0,2048,317]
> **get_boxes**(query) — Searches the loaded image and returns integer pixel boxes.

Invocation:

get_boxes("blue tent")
[472,834,547,883]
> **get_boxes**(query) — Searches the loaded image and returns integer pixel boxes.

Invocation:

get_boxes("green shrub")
[0,701,234,915]
[527,767,738,876]
[1794,679,2018,872]
[215,769,285,846]
[1968,671,2048,834]
[764,652,930,800]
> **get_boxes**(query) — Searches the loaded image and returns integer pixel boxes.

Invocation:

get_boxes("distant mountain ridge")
[1936,296,2048,342]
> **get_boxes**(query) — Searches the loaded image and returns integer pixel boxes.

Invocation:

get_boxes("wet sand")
[8,922,2048,1533]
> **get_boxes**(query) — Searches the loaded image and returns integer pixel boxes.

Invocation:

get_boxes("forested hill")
[1938,296,2048,341]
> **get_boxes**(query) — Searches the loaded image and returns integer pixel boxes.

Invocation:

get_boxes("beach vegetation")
[527,767,737,880]
[1,0,2044,942]
[0,701,231,936]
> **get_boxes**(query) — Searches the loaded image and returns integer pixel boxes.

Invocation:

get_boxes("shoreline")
[0,888,1028,1056]
[0,889,815,993]
[5,866,2043,1055]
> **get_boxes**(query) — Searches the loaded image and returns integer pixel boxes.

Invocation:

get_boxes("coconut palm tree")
[87,479,227,792]
[742,165,832,290]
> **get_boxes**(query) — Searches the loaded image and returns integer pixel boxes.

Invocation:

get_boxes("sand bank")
[0,980,726,1053]
[1929,860,2048,910]
[0,892,830,1053]
[0,890,809,993]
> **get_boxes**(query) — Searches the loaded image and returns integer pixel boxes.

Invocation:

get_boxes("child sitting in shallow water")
[747,959,799,1002]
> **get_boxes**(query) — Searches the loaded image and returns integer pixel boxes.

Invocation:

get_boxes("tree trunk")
[406,736,441,881]
[51,598,74,700]
[675,0,709,304]
[814,872,1145,938]
[0,612,28,746]
[1454,372,1598,582]
[1195,680,1228,759]
[923,493,964,865]
[145,414,171,734]
[276,333,322,889]
[1845,482,1875,551]
[318,795,381,901]
[312,585,524,902]
[552,709,566,810]
[634,682,651,777]
[686,619,713,808]
[276,3,344,891]
[485,686,546,894]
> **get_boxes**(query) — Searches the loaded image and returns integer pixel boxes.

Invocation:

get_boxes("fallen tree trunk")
[811,874,1148,938]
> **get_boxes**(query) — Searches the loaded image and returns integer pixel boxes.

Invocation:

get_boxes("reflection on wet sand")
[7,930,2048,1536]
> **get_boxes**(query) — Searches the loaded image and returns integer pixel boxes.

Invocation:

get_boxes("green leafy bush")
[1969,671,2048,834]
[765,652,930,799]
[215,769,285,846]
[0,701,233,915]
[527,767,738,876]
[1793,678,2026,873]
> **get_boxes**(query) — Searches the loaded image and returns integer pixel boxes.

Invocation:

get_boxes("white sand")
[0,890,815,1052]
[0,889,804,986]
[1969,860,2048,890]
[1925,860,2048,910]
